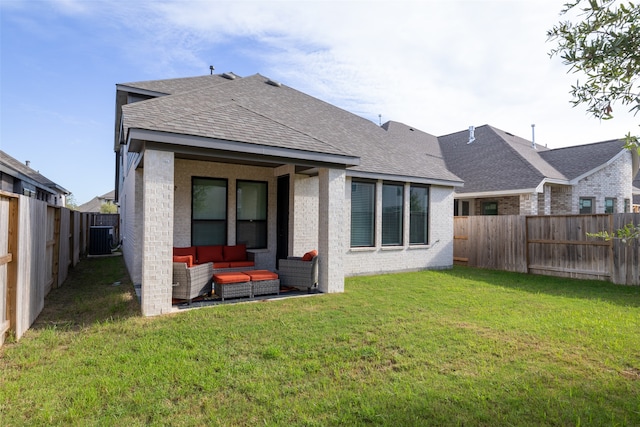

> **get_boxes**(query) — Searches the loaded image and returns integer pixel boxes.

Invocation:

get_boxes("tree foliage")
[547,0,640,148]
[100,202,118,214]
[65,193,78,210]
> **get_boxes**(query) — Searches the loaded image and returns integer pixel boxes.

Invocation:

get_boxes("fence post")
[6,196,19,342]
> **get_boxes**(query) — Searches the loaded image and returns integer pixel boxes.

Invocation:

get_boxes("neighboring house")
[439,125,638,216]
[114,73,463,316]
[77,190,116,213]
[0,150,69,207]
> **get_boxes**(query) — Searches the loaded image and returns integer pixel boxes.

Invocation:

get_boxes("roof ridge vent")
[221,72,237,80]
[266,79,282,87]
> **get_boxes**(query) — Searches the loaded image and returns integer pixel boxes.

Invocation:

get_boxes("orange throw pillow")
[302,250,318,261]
[173,255,193,267]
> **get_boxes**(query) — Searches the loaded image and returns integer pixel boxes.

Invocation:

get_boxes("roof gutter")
[347,170,464,187]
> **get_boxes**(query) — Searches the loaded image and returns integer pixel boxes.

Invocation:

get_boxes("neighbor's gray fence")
[454,213,639,285]
[0,191,119,346]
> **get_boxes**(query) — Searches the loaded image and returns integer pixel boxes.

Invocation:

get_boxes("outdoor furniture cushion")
[223,244,247,262]
[242,270,279,281]
[173,246,197,260]
[228,260,255,268]
[302,249,318,261]
[212,262,231,269]
[197,245,224,263]
[212,272,251,284]
[173,255,194,268]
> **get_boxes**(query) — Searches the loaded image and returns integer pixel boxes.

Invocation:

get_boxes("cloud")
[22,0,640,145]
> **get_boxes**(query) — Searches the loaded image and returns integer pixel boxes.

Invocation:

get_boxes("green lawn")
[1,256,639,426]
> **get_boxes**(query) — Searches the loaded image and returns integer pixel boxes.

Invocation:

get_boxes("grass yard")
[1,256,639,426]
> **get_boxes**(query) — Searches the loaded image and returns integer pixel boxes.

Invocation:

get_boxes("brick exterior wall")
[140,150,174,316]
[173,159,278,271]
[344,180,454,276]
[473,196,520,215]
[550,185,572,214]
[572,152,632,214]
[292,174,319,256]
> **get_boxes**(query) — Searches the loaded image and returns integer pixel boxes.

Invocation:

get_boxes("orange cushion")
[174,246,196,259]
[198,245,224,263]
[173,255,194,268]
[213,262,231,269]
[213,272,251,284]
[224,244,247,262]
[302,249,318,261]
[242,270,278,281]
[228,261,255,268]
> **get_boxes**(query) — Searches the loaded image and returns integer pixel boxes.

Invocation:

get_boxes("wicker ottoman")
[213,272,252,301]
[243,270,280,297]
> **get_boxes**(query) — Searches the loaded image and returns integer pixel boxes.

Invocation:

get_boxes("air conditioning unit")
[89,226,113,255]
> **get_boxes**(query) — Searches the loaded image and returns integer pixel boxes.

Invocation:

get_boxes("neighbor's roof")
[77,190,115,213]
[539,138,626,181]
[438,125,630,195]
[0,150,70,195]
[119,73,462,185]
[438,125,566,194]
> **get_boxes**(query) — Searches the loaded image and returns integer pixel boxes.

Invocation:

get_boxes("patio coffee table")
[242,270,280,297]
[212,272,252,301]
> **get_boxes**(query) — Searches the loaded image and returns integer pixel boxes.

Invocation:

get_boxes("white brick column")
[318,168,346,293]
[543,185,551,215]
[141,149,174,316]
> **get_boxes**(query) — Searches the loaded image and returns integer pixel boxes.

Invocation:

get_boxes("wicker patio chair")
[172,261,213,304]
[278,254,318,292]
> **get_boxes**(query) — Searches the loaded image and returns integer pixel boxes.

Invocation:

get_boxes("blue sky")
[1,0,637,205]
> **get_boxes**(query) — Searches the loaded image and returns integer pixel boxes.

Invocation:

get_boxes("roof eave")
[347,170,464,187]
[127,128,361,168]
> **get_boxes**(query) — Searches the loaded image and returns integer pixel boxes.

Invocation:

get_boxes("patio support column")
[141,149,174,316]
[318,168,346,293]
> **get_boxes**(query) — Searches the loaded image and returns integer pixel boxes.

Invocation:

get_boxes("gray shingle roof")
[437,125,629,195]
[0,150,69,194]
[438,125,565,194]
[121,74,462,184]
[539,138,626,180]
[118,74,233,95]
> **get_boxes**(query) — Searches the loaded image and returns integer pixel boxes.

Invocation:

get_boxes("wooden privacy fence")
[454,214,640,286]
[0,191,119,346]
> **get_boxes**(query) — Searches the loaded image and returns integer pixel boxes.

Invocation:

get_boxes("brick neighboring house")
[439,125,638,216]
[114,73,463,316]
[0,150,69,206]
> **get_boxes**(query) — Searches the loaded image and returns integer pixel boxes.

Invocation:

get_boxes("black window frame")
[579,197,594,214]
[382,182,404,246]
[482,201,498,216]
[350,180,376,248]
[410,185,430,245]
[236,179,268,249]
[191,177,228,246]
